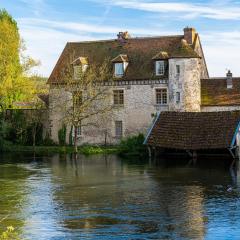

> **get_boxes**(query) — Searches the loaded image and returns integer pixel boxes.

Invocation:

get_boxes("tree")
[53,58,113,153]
[0,9,40,111]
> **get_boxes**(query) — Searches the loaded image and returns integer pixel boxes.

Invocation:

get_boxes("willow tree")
[0,9,39,111]
[54,58,113,153]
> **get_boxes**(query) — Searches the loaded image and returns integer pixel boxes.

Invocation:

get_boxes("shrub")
[58,125,66,146]
[0,226,20,240]
[119,133,147,157]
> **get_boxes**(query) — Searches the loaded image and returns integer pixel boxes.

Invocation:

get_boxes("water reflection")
[0,153,240,239]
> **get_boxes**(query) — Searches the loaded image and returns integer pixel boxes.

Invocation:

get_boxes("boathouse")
[144,111,240,158]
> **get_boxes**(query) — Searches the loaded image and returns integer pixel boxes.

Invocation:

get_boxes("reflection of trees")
[0,154,33,232]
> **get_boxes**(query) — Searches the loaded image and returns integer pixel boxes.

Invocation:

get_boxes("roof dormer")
[71,57,88,80]
[111,54,129,78]
[152,51,169,76]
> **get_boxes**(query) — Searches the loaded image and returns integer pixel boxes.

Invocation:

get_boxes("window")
[155,61,165,76]
[73,92,82,109]
[73,125,81,137]
[156,89,167,105]
[176,65,180,75]
[115,121,123,138]
[82,64,88,73]
[176,92,180,103]
[113,90,124,105]
[73,65,82,80]
[114,63,124,77]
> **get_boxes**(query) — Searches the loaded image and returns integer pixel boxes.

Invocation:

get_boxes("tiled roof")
[48,35,200,83]
[201,78,240,106]
[146,111,240,150]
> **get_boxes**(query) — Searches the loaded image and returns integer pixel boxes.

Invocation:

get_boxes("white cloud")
[18,17,240,77]
[97,0,240,20]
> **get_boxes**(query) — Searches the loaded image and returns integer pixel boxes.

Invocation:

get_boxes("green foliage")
[42,134,56,146]
[0,226,20,240]
[119,134,147,157]
[58,125,67,146]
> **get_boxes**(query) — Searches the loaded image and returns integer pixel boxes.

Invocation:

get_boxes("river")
[0,153,240,239]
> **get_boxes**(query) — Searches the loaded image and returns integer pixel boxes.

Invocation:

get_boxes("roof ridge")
[68,35,183,44]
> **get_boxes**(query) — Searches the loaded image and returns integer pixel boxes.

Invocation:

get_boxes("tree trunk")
[74,126,78,153]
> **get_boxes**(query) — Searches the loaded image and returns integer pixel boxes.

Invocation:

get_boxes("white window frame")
[114,63,124,77]
[155,61,165,76]
[113,89,124,106]
[155,88,168,105]
[115,121,123,138]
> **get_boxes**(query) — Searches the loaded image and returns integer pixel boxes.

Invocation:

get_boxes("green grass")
[2,144,120,155]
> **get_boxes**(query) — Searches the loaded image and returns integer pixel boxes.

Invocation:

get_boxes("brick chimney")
[226,70,233,89]
[184,27,196,45]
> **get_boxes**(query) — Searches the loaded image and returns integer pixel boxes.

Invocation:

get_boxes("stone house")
[47,27,239,145]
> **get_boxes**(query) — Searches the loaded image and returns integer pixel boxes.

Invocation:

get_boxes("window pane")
[156,61,165,75]
[115,121,123,138]
[113,90,124,105]
[156,89,167,105]
[74,65,81,79]
[176,65,180,74]
[115,63,124,76]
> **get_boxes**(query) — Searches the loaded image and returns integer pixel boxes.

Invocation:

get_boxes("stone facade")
[49,27,238,146]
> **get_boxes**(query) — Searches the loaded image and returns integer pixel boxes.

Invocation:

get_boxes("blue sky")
[1,0,240,77]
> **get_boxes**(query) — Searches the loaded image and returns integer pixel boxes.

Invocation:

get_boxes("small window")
[113,90,124,105]
[73,125,81,137]
[73,65,82,80]
[115,121,123,138]
[176,92,180,103]
[114,63,124,77]
[176,65,180,75]
[73,92,82,109]
[156,89,167,105]
[155,61,165,76]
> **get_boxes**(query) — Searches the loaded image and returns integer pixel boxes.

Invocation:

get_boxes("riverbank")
[2,145,120,155]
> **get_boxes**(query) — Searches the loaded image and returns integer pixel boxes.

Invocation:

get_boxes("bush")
[119,133,147,157]
[58,125,66,146]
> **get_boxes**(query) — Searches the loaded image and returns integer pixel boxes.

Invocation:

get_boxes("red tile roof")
[146,111,240,150]
[201,78,240,106]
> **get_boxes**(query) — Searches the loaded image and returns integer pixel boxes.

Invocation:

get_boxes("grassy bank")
[2,144,120,155]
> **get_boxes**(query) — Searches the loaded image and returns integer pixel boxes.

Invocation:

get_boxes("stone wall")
[49,82,169,145]
[168,58,201,112]
[201,106,240,112]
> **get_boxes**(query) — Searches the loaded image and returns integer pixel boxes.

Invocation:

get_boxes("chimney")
[226,70,233,89]
[117,31,131,43]
[184,27,196,45]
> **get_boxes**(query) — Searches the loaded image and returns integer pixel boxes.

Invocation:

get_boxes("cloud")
[18,17,240,77]
[96,0,240,20]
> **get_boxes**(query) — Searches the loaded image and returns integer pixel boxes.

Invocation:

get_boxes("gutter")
[143,112,161,145]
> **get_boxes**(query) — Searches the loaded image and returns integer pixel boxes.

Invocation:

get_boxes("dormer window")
[115,63,124,77]
[71,57,88,80]
[152,51,168,77]
[112,54,129,78]
[155,61,165,76]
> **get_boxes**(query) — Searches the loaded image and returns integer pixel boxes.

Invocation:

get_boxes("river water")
[0,153,240,240]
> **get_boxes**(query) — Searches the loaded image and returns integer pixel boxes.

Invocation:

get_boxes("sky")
[1,0,240,77]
